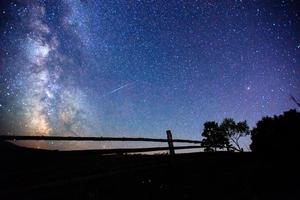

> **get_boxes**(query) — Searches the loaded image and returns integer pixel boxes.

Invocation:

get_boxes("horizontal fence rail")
[0,130,203,155]
[0,135,202,144]
[69,145,202,154]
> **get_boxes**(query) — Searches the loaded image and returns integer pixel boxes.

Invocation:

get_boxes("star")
[0,0,299,150]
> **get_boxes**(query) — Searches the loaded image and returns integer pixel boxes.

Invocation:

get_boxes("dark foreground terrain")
[0,141,299,200]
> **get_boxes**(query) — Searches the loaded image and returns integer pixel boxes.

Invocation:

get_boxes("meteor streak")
[100,83,132,98]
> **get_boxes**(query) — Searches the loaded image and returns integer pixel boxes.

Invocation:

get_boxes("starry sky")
[0,0,299,150]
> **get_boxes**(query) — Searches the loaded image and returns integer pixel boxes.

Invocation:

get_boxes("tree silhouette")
[220,118,250,152]
[250,109,300,153]
[201,121,229,152]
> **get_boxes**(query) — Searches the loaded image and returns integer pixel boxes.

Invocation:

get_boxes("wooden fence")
[0,130,203,155]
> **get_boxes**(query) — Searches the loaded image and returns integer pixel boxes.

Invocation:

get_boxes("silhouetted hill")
[0,140,25,151]
[0,143,299,200]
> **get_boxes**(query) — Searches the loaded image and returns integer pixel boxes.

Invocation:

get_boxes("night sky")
[0,0,299,150]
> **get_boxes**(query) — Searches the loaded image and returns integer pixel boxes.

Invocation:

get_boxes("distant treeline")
[200,109,300,153]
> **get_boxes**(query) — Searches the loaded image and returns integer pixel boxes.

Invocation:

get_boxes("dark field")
[0,141,298,200]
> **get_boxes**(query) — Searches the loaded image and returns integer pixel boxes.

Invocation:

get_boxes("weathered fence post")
[166,130,175,155]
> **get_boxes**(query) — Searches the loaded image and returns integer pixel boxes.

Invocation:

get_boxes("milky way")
[0,1,99,148]
[0,0,299,150]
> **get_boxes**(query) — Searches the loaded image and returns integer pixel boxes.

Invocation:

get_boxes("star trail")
[0,0,299,149]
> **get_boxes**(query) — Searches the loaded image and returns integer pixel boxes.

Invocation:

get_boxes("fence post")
[166,130,175,155]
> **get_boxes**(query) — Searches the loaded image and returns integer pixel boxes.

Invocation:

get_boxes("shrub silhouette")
[201,121,230,152]
[201,119,249,152]
[250,109,300,153]
[220,118,250,152]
